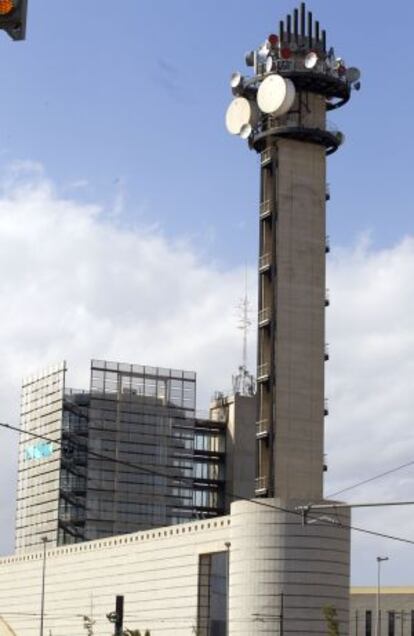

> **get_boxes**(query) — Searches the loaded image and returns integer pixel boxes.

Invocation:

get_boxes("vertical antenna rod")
[300,2,306,37]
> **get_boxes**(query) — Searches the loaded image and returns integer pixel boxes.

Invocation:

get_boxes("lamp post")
[40,536,48,636]
[375,556,389,636]
[224,542,231,636]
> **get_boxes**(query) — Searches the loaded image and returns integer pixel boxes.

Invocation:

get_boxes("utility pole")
[107,595,124,636]
[39,536,48,636]
[375,556,389,636]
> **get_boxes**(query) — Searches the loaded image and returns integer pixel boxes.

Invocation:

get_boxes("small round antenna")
[265,56,274,73]
[258,41,270,59]
[346,67,361,83]
[304,51,318,69]
[240,123,252,139]
[230,72,243,89]
[245,50,255,67]
[257,75,296,117]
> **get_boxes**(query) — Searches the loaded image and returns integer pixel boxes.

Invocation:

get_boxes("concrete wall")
[229,499,350,635]
[0,517,231,635]
[0,502,350,636]
[350,588,414,636]
[274,137,326,502]
[210,393,256,510]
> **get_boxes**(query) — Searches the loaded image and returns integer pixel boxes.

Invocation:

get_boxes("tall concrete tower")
[225,4,360,633]
[226,2,359,503]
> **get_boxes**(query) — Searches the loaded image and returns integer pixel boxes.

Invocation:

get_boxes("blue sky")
[0,0,413,265]
[0,1,414,584]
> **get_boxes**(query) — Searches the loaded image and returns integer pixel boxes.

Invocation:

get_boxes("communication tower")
[226,2,360,502]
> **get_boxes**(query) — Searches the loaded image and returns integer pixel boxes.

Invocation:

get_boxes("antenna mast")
[232,271,255,397]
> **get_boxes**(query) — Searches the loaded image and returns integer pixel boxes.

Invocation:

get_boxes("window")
[388,611,395,636]
[198,552,228,636]
[366,610,372,636]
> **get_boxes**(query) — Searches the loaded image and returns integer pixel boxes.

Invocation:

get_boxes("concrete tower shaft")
[225,2,360,504]
[255,95,328,503]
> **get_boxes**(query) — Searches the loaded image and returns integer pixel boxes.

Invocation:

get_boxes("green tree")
[323,605,340,636]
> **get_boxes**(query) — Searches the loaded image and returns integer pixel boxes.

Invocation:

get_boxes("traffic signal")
[0,0,27,41]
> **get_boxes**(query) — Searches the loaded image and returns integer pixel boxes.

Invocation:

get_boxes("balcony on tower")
[325,235,330,254]
[258,307,271,328]
[324,398,329,417]
[325,289,330,307]
[260,199,273,220]
[325,344,330,361]
[259,252,272,274]
[326,183,331,201]
[257,362,271,383]
[255,475,269,496]
[256,419,270,440]
[261,148,272,166]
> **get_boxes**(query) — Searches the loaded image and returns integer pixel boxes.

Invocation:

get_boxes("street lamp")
[40,536,48,636]
[375,556,389,636]
[224,542,231,636]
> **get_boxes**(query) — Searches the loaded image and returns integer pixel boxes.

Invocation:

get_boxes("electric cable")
[3,421,414,548]
[327,458,414,499]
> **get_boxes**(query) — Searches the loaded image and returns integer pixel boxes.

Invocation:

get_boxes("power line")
[3,421,414,548]
[327,458,414,499]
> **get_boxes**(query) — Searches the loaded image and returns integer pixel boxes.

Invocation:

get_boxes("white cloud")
[325,236,414,584]
[1,165,414,585]
[0,164,255,555]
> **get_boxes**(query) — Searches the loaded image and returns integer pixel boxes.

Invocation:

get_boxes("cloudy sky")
[0,1,414,586]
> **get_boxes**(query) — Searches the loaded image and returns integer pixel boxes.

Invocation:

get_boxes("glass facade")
[15,359,226,550]
[15,363,66,552]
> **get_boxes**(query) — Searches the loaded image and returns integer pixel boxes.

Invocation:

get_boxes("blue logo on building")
[24,442,54,461]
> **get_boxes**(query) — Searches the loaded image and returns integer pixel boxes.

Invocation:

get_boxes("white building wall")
[0,504,350,636]
[0,517,231,636]
[229,499,350,635]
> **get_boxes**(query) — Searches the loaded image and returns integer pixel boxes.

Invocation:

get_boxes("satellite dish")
[230,72,242,89]
[346,67,361,83]
[258,41,270,60]
[245,50,255,67]
[265,56,274,73]
[225,97,259,136]
[240,123,252,139]
[257,74,296,117]
[304,51,318,70]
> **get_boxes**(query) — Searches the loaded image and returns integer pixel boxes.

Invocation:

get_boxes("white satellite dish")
[304,51,318,69]
[225,97,259,136]
[240,123,252,139]
[257,74,296,117]
[258,41,270,60]
[230,72,243,90]
[265,56,274,73]
[346,67,361,83]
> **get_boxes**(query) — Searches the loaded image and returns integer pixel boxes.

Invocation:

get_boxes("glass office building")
[15,360,227,551]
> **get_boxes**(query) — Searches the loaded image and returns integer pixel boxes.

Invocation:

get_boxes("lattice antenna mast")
[233,271,255,396]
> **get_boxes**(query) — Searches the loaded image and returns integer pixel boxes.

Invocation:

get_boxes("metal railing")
[257,362,270,381]
[258,308,271,326]
[260,200,272,219]
[259,252,272,272]
[256,420,270,437]
[261,148,272,165]
[255,476,268,494]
